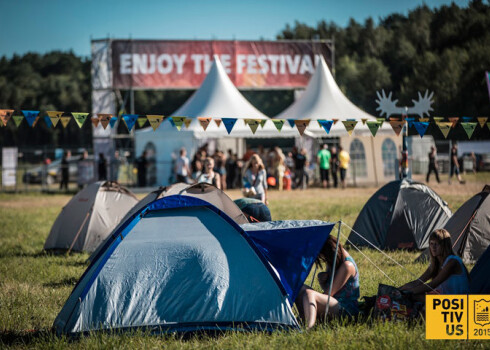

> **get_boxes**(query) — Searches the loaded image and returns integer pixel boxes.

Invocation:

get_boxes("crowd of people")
[169,143,352,203]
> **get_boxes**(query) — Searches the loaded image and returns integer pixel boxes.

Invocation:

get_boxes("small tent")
[347,179,452,250]
[418,185,490,263]
[470,245,490,294]
[54,195,334,334]
[88,182,248,262]
[44,181,138,253]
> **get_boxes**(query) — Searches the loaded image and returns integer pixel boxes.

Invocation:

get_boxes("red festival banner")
[111,40,331,89]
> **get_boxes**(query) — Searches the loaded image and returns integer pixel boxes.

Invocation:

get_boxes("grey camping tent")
[44,181,139,253]
[347,179,452,250]
[418,185,490,263]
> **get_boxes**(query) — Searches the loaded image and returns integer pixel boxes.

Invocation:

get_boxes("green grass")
[1,174,489,349]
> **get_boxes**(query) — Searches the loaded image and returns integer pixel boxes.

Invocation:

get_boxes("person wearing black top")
[294,148,307,189]
[136,151,148,187]
[98,153,107,181]
[59,150,70,191]
[426,146,440,183]
[449,144,464,184]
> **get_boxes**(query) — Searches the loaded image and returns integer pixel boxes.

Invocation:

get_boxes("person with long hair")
[400,229,469,295]
[242,154,268,204]
[197,157,221,189]
[299,236,360,329]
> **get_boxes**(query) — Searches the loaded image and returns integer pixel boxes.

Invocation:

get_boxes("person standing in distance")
[174,147,191,184]
[338,146,350,189]
[317,144,331,189]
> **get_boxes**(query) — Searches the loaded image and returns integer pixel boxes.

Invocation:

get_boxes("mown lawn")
[0,173,488,349]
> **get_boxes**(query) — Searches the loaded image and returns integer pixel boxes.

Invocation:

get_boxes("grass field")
[0,173,489,349]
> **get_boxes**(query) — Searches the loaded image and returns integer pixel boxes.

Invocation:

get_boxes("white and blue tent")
[54,195,334,334]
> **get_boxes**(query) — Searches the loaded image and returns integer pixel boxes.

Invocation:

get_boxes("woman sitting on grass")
[299,236,360,329]
[400,228,469,296]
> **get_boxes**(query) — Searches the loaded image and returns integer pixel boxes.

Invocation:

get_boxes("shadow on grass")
[43,277,79,288]
[0,329,55,346]
[0,250,49,259]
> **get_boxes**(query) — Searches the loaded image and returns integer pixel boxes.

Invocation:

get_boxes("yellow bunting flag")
[376,117,385,126]
[137,116,148,128]
[342,120,358,136]
[245,119,261,134]
[146,115,164,131]
[259,119,267,128]
[419,117,429,122]
[361,118,368,125]
[184,118,192,129]
[12,115,23,127]
[432,117,444,122]
[487,122,490,130]
[272,119,285,132]
[294,120,310,136]
[0,109,14,126]
[389,121,405,136]
[332,119,339,125]
[47,111,63,127]
[171,116,186,130]
[72,113,89,128]
[449,117,459,128]
[436,122,452,138]
[214,119,222,127]
[98,114,112,129]
[477,117,488,128]
[91,116,100,128]
[60,115,71,128]
[198,117,211,130]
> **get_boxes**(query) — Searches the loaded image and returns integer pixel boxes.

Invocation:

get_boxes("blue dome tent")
[54,195,334,335]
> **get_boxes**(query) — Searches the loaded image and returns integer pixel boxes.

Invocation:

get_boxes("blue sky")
[0,0,470,58]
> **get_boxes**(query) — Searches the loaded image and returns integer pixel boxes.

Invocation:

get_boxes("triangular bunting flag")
[245,119,260,134]
[432,117,444,123]
[47,111,63,127]
[137,116,148,128]
[366,121,381,137]
[109,116,118,128]
[60,115,71,128]
[405,117,415,128]
[487,122,490,130]
[98,114,112,129]
[419,117,429,122]
[461,122,477,139]
[0,109,14,126]
[272,119,285,132]
[332,119,339,125]
[0,118,3,127]
[12,115,23,127]
[389,117,401,121]
[259,119,267,128]
[71,112,89,128]
[287,119,296,128]
[122,114,138,131]
[147,115,164,131]
[341,120,357,136]
[477,117,488,128]
[318,120,334,134]
[198,117,211,131]
[184,118,192,129]
[91,116,100,128]
[214,119,222,127]
[44,116,53,128]
[448,117,459,128]
[413,122,429,138]
[170,116,186,130]
[222,118,238,134]
[376,117,385,126]
[361,118,368,125]
[461,116,473,123]
[436,122,452,138]
[294,120,310,136]
[389,121,405,136]
[21,110,40,127]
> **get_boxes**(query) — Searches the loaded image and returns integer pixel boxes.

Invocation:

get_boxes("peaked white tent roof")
[138,56,298,138]
[274,56,393,137]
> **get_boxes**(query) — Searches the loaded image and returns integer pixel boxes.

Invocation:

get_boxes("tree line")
[0,0,489,147]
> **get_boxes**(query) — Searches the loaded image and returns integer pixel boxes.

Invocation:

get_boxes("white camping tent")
[135,56,297,186]
[274,56,401,186]
[44,181,139,253]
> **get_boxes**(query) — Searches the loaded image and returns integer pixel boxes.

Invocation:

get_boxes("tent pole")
[325,220,342,319]
[67,206,93,255]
